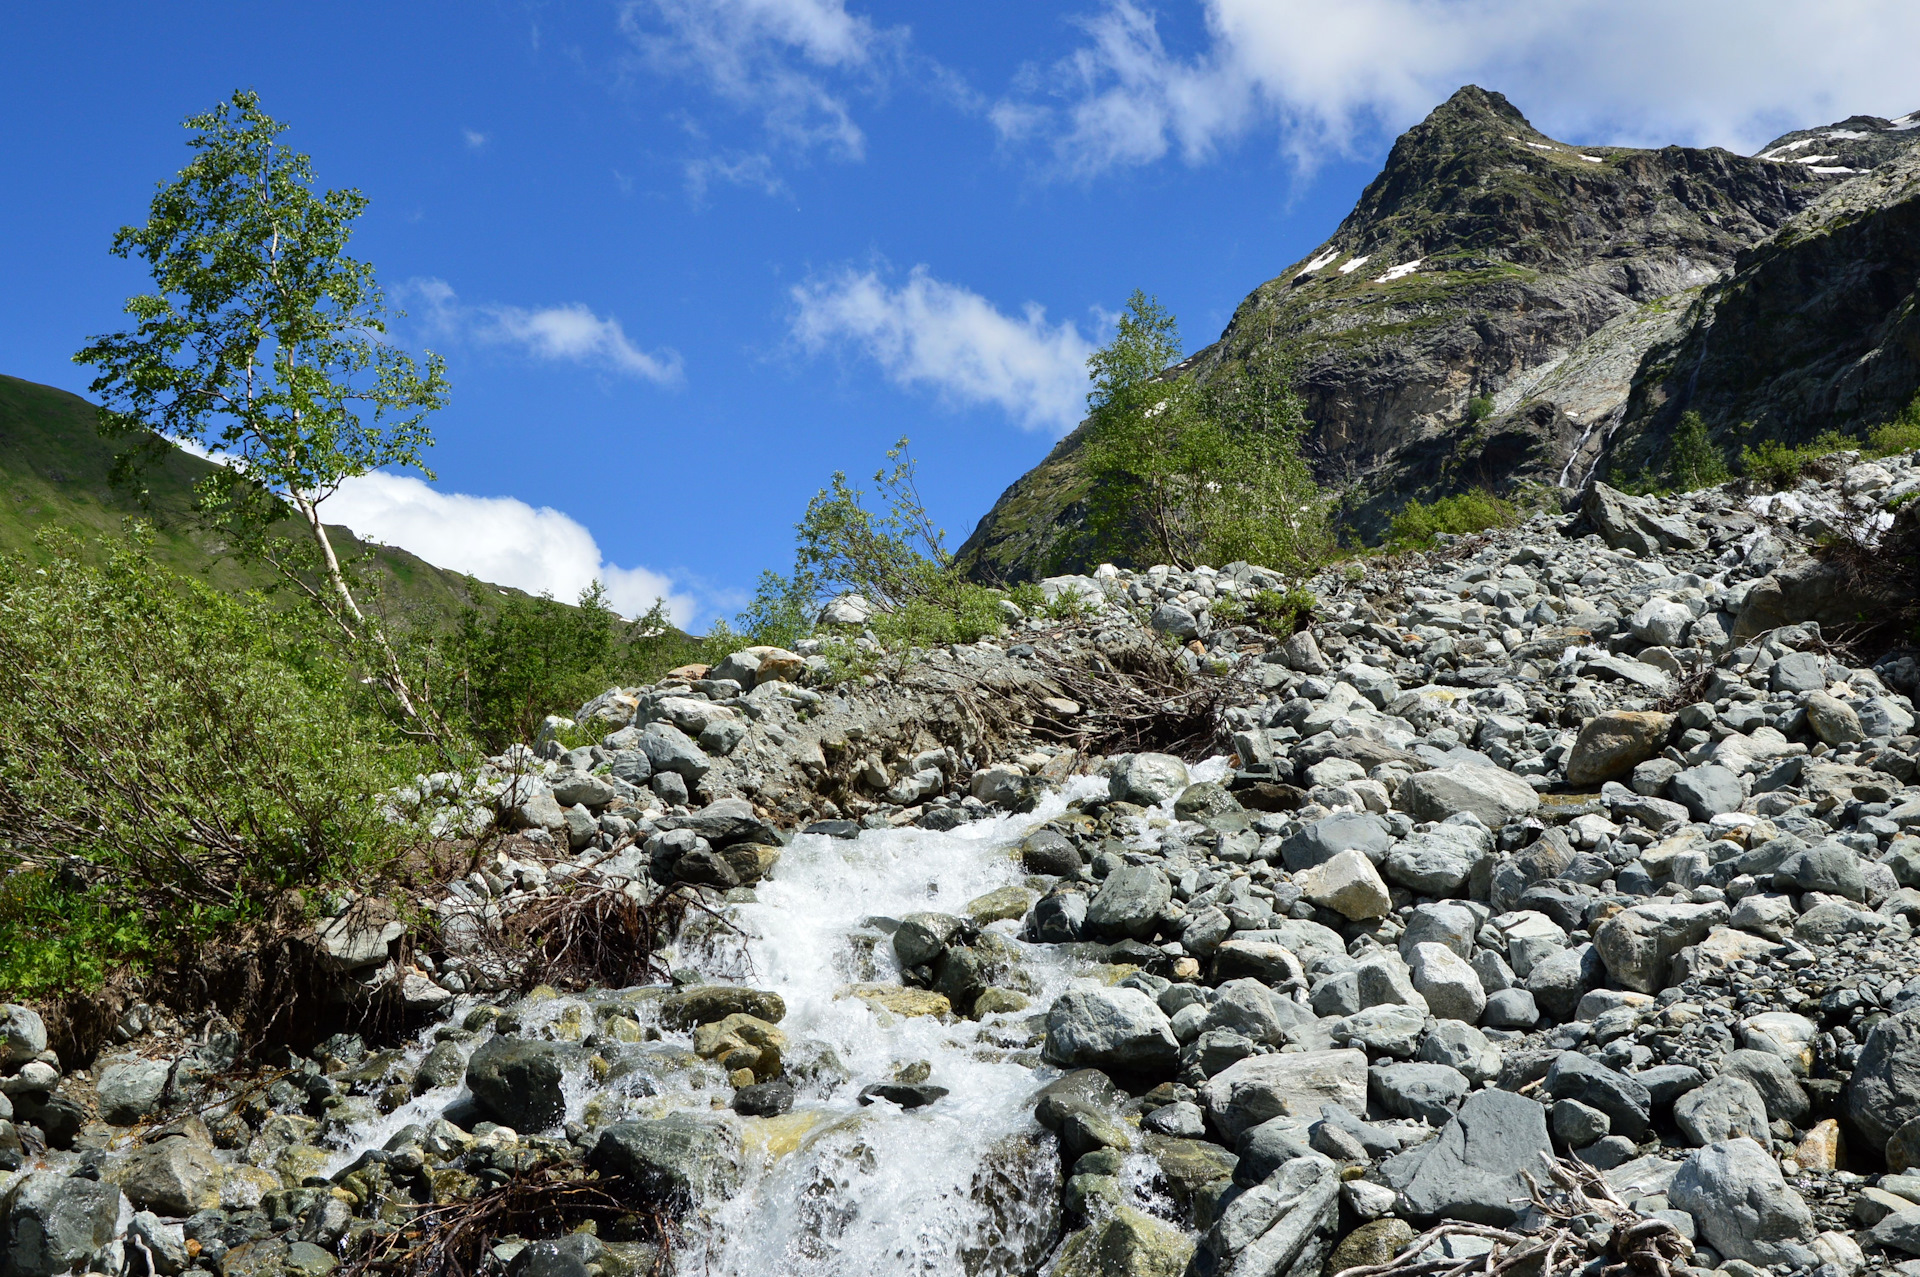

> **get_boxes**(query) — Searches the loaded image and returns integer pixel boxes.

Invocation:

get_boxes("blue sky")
[5,2,1916,625]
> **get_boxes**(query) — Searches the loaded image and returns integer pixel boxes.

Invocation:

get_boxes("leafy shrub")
[1668,411,1732,490]
[1466,396,1495,423]
[1870,392,1920,457]
[1081,293,1333,576]
[1739,430,1858,490]
[1246,587,1316,636]
[1387,490,1518,549]
[0,534,428,996]
[435,585,691,752]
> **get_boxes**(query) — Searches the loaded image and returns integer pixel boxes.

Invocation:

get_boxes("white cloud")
[407,278,683,384]
[321,471,699,624]
[684,150,789,200]
[1001,0,1920,176]
[790,265,1096,434]
[462,128,488,150]
[622,0,902,161]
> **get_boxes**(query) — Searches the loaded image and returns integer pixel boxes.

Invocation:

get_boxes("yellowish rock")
[1795,1119,1843,1172]
[739,1110,826,1161]
[971,987,1032,1017]
[693,1012,787,1079]
[838,984,952,1017]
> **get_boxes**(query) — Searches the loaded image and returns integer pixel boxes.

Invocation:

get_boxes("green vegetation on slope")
[0,372,515,624]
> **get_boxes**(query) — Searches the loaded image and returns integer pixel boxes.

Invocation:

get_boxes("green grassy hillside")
[0,372,522,623]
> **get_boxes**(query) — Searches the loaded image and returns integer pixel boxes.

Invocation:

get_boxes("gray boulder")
[1,1173,126,1277]
[1544,1051,1651,1141]
[1583,482,1705,557]
[1201,1050,1369,1141]
[1418,1021,1502,1083]
[1719,1049,1810,1125]
[465,1037,573,1132]
[1397,764,1539,828]
[0,1006,47,1069]
[1594,901,1728,994]
[1281,813,1392,872]
[1200,1154,1339,1277]
[1085,865,1172,942]
[96,1057,170,1126]
[1770,650,1827,693]
[1669,1138,1815,1266]
[1110,753,1190,805]
[1384,827,1488,894]
[892,912,975,968]
[1774,845,1866,901]
[1524,943,1604,1021]
[1369,1062,1470,1125]
[588,1113,742,1205]
[1847,1009,1920,1151]
[639,722,712,782]
[1674,1074,1770,1146]
[1668,764,1742,821]
[1043,988,1179,1073]
[113,1135,222,1215]
[1400,1088,1552,1225]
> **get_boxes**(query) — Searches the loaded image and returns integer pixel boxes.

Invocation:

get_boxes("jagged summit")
[1755,109,1920,176]
[955,86,1864,581]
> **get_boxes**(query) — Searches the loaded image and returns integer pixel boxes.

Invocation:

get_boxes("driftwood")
[1026,627,1244,760]
[338,1160,670,1277]
[1334,1157,1693,1277]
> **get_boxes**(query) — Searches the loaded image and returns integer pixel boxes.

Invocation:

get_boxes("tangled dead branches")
[481,872,726,993]
[1334,1158,1692,1277]
[339,1160,669,1277]
[1027,628,1245,760]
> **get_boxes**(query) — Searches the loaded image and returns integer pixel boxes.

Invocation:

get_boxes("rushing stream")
[321,768,1206,1274]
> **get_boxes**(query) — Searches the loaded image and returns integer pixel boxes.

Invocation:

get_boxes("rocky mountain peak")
[1754,109,1920,177]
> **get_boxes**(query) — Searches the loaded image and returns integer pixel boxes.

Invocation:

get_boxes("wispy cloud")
[790,264,1096,435]
[998,0,1920,177]
[462,128,489,150]
[406,278,683,384]
[684,150,789,200]
[621,0,903,162]
[322,472,700,624]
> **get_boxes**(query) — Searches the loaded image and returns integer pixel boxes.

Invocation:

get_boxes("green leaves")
[74,88,450,730]
[1081,295,1333,575]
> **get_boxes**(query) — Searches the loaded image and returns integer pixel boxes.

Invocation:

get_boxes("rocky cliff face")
[956,88,1920,581]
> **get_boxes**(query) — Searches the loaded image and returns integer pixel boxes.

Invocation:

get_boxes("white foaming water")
[315,769,1181,1272]
[690,775,1113,1275]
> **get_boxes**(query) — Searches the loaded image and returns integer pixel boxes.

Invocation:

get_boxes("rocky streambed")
[5,454,1920,1277]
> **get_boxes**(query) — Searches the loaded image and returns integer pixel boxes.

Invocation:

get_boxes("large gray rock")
[1847,1009,1920,1152]
[465,1037,573,1132]
[1369,1062,1470,1125]
[1384,827,1488,894]
[1769,649,1827,693]
[1406,943,1486,1023]
[0,1006,47,1069]
[1418,1021,1502,1084]
[1584,483,1704,557]
[892,912,975,968]
[1669,1138,1815,1266]
[1294,850,1392,921]
[1085,865,1172,942]
[1400,1088,1552,1225]
[1281,813,1393,872]
[96,1058,170,1126]
[588,1113,742,1205]
[1544,1051,1652,1141]
[1720,1049,1810,1125]
[113,1136,223,1215]
[1524,942,1604,1021]
[1397,764,1539,828]
[1668,764,1742,821]
[1774,845,1866,901]
[1110,753,1190,806]
[1043,988,1179,1073]
[639,722,712,782]
[1199,1154,1339,1277]
[1594,901,1728,994]
[2,1172,126,1277]
[1674,1074,1770,1146]
[1201,1050,1369,1141]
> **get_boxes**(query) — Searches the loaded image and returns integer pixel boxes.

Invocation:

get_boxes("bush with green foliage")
[0,534,429,997]
[1871,391,1920,457]
[433,585,691,753]
[1080,293,1333,575]
[1668,411,1732,490]
[1466,396,1494,423]
[1387,490,1518,549]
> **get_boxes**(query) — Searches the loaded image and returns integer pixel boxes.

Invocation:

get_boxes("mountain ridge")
[955,86,1920,581]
